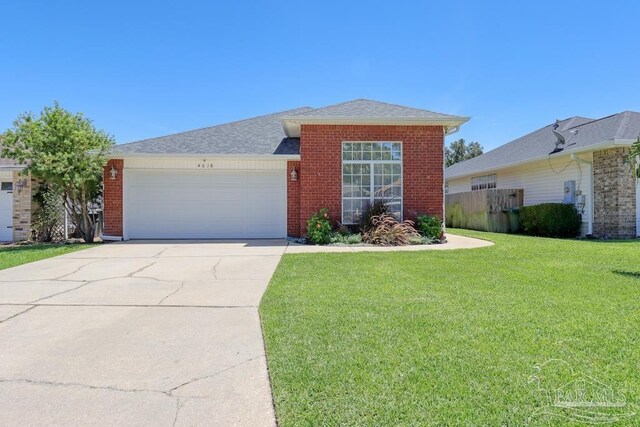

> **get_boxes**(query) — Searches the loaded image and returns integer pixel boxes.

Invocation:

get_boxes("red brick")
[289,124,444,237]
[103,159,123,236]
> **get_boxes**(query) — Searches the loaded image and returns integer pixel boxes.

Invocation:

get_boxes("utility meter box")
[563,180,576,204]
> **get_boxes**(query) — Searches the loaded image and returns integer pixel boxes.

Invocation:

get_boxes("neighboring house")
[0,157,32,242]
[102,99,469,240]
[445,112,640,238]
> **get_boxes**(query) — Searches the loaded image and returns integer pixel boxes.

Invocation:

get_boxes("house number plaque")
[197,159,215,169]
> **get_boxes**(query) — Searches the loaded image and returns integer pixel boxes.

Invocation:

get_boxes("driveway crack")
[0,305,36,323]
[54,259,104,281]
[128,261,159,278]
[158,282,185,305]
[154,245,177,258]
[168,354,265,394]
[172,397,185,427]
[0,378,170,396]
[211,258,223,280]
[28,281,95,304]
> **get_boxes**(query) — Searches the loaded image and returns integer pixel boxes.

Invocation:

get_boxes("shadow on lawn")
[612,270,640,280]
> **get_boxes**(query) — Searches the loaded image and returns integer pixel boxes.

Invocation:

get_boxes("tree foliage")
[1,102,114,243]
[629,136,640,178]
[445,138,483,167]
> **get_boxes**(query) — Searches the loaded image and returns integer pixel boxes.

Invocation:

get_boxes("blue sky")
[1,1,639,151]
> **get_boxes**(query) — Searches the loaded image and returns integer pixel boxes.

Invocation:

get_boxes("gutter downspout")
[445,126,460,136]
[571,153,594,235]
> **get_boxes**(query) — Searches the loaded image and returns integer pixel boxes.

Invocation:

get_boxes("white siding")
[446,153,593,235]
[124,157,287,171]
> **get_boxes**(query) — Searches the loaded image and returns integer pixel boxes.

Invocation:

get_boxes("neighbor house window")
[342,142,402,224]
[471,174,496,191]
[0,182,12,191]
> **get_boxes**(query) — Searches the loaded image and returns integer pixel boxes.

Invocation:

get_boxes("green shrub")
[416,214,443,240]
[360,200,389,233]
[306,208,332,244]
[362,214,420,246]
[519,203,581,238]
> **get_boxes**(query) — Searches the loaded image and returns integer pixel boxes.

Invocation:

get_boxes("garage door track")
[0,240,286,426]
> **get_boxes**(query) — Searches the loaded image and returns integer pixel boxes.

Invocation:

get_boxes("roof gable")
[286,99,464,119]
[281,99,469,137]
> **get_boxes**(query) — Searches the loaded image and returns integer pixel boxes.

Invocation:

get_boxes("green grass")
[260,230,640,426]
[0,243,93,270]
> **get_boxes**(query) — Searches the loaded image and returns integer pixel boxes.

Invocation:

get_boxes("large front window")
[342,142,402,224]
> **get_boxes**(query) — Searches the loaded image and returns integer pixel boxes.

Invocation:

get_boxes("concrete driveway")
[0,240,287,426]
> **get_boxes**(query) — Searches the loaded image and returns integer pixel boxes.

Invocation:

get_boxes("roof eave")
[281,116,470,137]
[445,139,633,180]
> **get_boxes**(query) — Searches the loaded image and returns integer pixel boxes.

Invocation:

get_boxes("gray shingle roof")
[286,98,465,120]
[111,99,469,156]
[446,111,640,179]
[111,107,312,155]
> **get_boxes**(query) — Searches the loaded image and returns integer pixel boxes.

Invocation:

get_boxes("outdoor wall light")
[290,168,298,181]
[15,178,27,194]
[109,165,118,180]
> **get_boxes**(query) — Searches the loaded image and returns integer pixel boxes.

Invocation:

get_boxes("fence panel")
[445,189,524,233]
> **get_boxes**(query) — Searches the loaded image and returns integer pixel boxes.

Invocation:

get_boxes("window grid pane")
[342,142,403,224]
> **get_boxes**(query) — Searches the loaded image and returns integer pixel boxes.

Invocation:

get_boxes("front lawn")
[260,230,640,425]
[0,243,93,270]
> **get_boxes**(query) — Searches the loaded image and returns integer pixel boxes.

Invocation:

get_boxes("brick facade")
[12,171,32,241]
[290,124,444,237]
[593,147,637,238]
[103,159,123,237]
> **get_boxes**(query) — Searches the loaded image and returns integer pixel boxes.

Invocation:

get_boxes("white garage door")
[124,169,286,239]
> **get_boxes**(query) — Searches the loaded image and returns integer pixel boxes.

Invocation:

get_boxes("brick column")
[103,159,124,237]
[287,160,301,237]
[593,148,636,238]
[12,171,32,241]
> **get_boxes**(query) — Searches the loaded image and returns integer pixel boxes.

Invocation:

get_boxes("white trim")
[282,116,470,137]
[341,141,403,224]
[122,166,128,240]
[571,153,594,235]
[446,139,635,181]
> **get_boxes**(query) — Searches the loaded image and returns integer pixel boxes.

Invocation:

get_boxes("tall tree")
[445,138,483,167]
[1,102,114,243]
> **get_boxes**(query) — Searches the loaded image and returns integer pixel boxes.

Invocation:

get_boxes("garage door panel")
[125,169,286,239]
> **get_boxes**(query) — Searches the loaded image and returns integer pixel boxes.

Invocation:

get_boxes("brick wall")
[593,147,637,238]
[287,160,301,236]
[12,171,32,241]
[296,124,444,236]
[103,159,123,237]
